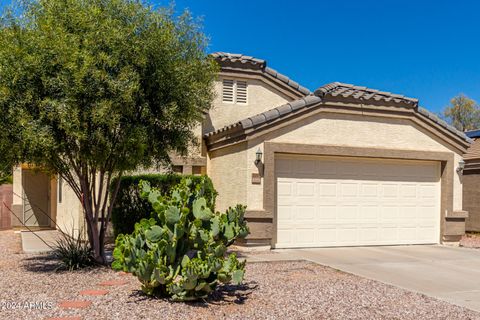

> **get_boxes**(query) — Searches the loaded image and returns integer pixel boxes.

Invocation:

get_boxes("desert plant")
[53,228,94,271]
[112,177,249,301]
[111,174,217,237]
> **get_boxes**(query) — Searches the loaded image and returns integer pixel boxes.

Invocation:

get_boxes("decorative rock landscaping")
[1,230,480,320]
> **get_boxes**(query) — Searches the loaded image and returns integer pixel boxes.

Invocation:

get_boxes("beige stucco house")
[12,52,472,247]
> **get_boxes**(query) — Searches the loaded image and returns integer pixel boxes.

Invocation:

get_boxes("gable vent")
[222,79,234,103]
[222,79,248,104]
[236,80,247,104]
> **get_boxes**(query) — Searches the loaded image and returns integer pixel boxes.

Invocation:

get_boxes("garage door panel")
[318,205,337,220]
[277,205,293,221]
[359,206,379,220]
[276,156,440,248]
[297,182,315,196]
[359,228,380,242]
[296,206,315,221]
[317,228,337,243]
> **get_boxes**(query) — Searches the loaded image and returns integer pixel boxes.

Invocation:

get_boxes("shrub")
[112,177,249,301]
[53,228,94,271]
[111,174,217,237]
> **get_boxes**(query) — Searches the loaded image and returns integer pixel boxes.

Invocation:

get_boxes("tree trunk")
[80,177,107,265]
[78,170,122,266]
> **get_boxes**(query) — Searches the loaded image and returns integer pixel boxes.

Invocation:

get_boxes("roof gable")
[204,82,472,153]
[211,52,311,97]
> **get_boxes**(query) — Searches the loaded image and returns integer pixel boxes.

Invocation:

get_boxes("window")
[222,79,248,104]
[192,166,206,175]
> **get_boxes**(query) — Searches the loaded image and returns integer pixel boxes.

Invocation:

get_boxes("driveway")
[245,245,480,312]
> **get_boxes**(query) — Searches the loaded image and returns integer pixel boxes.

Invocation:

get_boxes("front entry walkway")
[245,245,480,312]
[21,230,60,253]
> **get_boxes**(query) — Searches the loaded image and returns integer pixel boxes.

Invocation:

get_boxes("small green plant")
[112,177,249,301]
[53,228,94,271]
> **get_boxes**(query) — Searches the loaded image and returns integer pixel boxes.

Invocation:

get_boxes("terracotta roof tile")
[315,82,418,108]
[465,138,480,160]
[210,52,311,96]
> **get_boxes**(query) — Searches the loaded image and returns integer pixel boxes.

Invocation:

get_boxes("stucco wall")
[55,179,83,236]
[204,76,291,134]
[239,112,465,212]
[207,142,248,212]
[12,166,22,206]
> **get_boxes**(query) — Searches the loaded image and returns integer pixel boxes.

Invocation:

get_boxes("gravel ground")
[460,232,480,249]
[1,230,480,320]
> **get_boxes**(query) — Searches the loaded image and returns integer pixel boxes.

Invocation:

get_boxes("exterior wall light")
[255,148,263,165]
[457,159,465,173]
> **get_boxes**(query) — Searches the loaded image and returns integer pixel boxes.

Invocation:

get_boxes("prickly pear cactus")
[112,177,249,301]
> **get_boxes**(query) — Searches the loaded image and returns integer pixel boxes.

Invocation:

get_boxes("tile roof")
[465,137,480,161]
[203,95,322,138]
[204,82,472,145]
[315,82,418,108]
[210,52,311,96]
[416,107,471,143]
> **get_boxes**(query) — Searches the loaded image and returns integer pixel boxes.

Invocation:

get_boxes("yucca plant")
[53,228,94,271]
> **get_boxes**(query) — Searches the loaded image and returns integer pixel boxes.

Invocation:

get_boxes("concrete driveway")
[246,245,480,312]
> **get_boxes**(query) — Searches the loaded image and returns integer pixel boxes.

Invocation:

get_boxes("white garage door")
[275,155,440,248]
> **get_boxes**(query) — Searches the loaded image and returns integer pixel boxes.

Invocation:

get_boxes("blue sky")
[170,0,480,113]
[1,0,479,113]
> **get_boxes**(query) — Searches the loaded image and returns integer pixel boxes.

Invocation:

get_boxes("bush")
[53,228,94,271]
[112,177,249,301]
[111,174,217,237]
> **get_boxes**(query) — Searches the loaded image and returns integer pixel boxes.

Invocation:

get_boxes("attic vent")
[222,79,234,103]
[236,81,247,104]
[222,79,248,104]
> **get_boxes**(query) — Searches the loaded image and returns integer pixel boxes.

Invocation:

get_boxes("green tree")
[0,0,217,264]
[442,94,480,131]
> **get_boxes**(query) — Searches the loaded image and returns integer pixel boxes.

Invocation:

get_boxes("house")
[12,52,472,248]
[463,129,480,231]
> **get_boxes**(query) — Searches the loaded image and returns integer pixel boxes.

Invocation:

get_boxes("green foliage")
[0,173,12,185]
[0,0,217,262]
[0,0,218,171]
[442,94,480,131]
[112,177,249,301]
[111,174,217,237]
[53,228,94,271]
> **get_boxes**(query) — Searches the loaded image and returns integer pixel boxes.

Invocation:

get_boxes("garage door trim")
[262,142,455,247]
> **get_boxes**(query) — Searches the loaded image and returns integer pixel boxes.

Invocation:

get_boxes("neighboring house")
[463,129,480,231]
[12,52,472,248]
